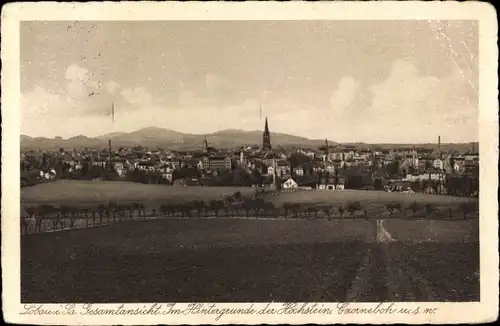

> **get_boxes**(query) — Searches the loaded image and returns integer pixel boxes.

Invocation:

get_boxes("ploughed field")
[22,218,479,303]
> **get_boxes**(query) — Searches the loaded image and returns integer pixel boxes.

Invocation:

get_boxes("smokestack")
[108,140,113,171]
[438,136,441,158]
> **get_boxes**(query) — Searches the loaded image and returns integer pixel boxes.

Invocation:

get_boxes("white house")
[161,172,173,182]
[282,178,298,190]
[293,167,304,176]
[113,162,126,176]
[433,159,444,170]
[318,176,345,190]
[318,183,345,191]
[454,160,466,173]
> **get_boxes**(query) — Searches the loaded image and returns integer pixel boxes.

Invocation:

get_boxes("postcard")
[1,1,498,324]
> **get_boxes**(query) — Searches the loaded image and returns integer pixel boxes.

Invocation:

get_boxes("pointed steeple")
[262,117,272,151]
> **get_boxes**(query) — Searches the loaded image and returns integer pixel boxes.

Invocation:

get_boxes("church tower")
[203,136,208,153]
[262,117,272,151]
[239,147,245,165]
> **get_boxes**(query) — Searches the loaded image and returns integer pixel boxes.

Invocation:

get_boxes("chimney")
[438,136,441,158]
[108,140,113,171]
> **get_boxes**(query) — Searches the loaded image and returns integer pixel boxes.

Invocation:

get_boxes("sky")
[21,20,478,143]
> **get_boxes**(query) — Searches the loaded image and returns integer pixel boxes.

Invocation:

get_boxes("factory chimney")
[438,136,441,158]
[108,140,113,171]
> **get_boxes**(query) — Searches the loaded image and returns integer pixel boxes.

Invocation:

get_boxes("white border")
[1,1,498,324]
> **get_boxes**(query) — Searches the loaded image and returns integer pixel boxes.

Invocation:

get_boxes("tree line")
[22,195,478,235]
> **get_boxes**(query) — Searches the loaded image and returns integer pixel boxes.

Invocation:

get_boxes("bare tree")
[338,205,345,218]
[407,201,421,217]
[283,202,293,218]
[386,203,402,218]
[233,191,242,201]
[262,201,275,218]
[242,199,253,218]
[21,216,31,235]
[305,206,318,219]
[459,202,476,219]
[346,201,362,218]
[386,203,395,218]
[424,203,434,218]
[192,200,205,218]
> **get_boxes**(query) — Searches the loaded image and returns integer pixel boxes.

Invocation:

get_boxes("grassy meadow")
[21,180,478,220]
[21,180,253,206]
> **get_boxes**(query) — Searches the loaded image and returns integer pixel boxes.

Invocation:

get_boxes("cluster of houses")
[20,120,479,192]
[20,144,479,192]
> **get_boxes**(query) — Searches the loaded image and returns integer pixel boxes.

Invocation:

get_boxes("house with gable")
[282,175,317,190]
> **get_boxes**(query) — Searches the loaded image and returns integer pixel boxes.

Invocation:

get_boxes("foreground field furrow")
[397,243,480,301]
[21,218,479,303]
[308,242,368,301]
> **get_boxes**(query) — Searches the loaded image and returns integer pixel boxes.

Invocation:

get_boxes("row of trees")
[23,197,478,234]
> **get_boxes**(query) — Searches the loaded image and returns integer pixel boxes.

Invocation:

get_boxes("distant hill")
[20,127,477,152]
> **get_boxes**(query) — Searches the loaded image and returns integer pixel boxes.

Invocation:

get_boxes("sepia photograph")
[2,1,498,325]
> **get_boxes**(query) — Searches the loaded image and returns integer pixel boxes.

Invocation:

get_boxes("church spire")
[262,117,272,150]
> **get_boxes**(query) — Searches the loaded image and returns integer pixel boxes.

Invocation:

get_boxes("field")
[22,218,479,303]
[21,180,477,216]
[21,180,254,207]
[21,180,480,302]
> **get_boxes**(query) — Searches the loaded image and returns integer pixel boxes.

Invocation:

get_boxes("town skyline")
[21,20,478,143]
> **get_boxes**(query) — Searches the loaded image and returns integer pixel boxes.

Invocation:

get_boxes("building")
[282,175,317,190]
[200,156,232,171]
[292,166,304,176]
[112,159,127,177]
[262,117,272,151]
[318,176,345,190]
[433,158,444,170]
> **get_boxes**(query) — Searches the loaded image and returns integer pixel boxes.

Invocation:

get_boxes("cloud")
[121,86,154,105]
[105,80,121,94]
[21,86,76,136]
[178,73,244,108]
[22,63,141,136]
[205,74,231,95]
[178,90,215,107]
[360,59,477,142]
[64,64,92,99]
[22,86,71,116]
[65,64,91,82]
[329,77,360,115]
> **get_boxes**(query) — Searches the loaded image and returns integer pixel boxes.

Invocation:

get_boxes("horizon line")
[20,126,479,146]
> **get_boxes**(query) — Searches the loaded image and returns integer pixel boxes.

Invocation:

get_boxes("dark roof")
[184,159,200,167]
[292,175,317,186]
[209,156,230,161]
[138,161,155,166]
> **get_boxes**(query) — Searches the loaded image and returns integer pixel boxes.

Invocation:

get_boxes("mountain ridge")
[20,127,477,152]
